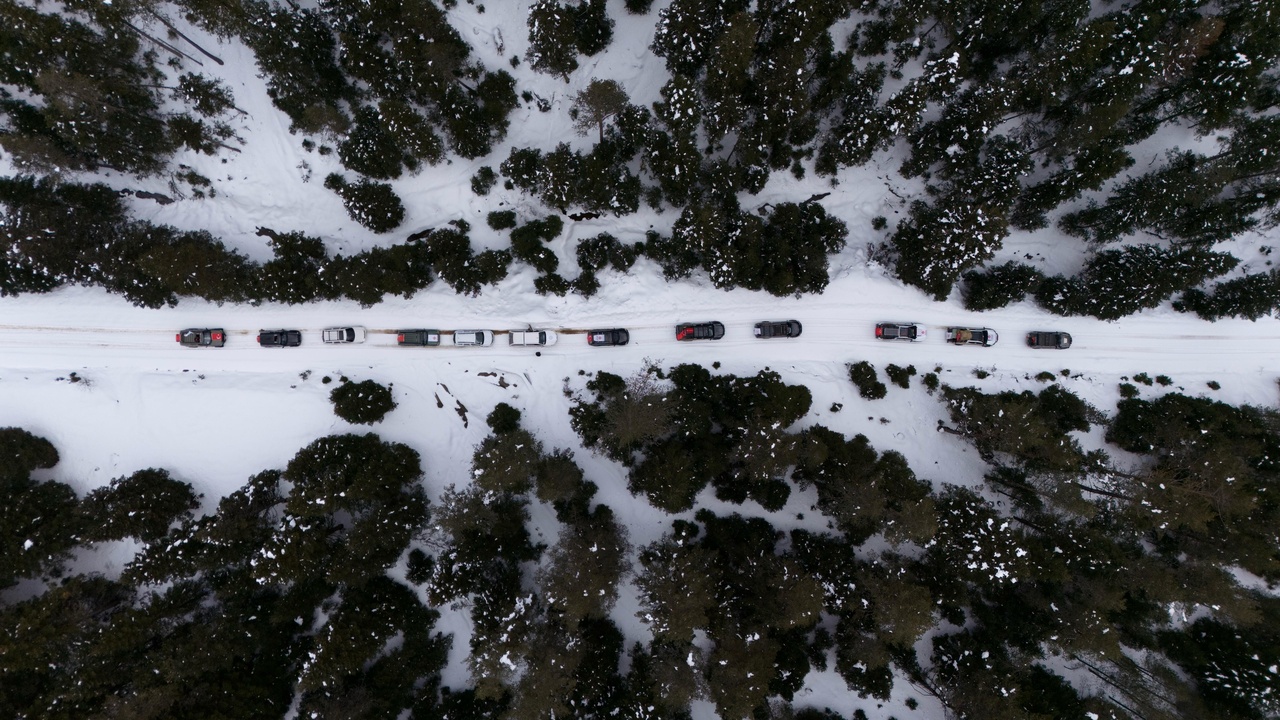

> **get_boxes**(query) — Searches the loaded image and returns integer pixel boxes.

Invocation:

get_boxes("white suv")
[452,330,494,346]
[508,330,558,346]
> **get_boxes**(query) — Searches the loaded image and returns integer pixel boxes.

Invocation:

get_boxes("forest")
[2,366,1278,719]
[0,0,1278,314]
[2,0,1280,718]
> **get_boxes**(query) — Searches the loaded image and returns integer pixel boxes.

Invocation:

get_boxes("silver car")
[452,330,494,347]
[322,326,367,344]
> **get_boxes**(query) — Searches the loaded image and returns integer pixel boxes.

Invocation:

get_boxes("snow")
[2,2,1279,718]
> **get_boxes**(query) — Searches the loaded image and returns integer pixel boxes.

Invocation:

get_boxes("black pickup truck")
[177,328,225,347]
[397,329,441,346]
[1026,331,1072,349]
[258,329,302,347]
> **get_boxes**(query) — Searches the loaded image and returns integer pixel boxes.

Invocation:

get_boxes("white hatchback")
[452,330,494,347]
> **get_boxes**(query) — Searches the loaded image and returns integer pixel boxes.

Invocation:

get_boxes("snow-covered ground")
[3,1,1279,717]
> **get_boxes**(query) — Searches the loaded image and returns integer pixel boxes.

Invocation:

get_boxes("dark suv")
[753,320,802,339]
[676,322,725,341]
[587,328,630,346]
[1027,331,1072,349]
[257,329,302,347]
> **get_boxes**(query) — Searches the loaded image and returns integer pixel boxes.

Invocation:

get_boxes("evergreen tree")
[701,12,757,144]
[1107,393,1280,578]
[961,261,1043,311]
[256,434,428,588]
[324,174,407,234]
[538,506,630,625]
[527,0,580,80]
[1177,269,1280,321]
[1036,244,1237,320]
[0,429,78,588]
[255,229,334,304]
[245,6,352,135]
[941,385,1100,474]
[79,468,200,543]
[572,79,631,143]
[573,0,614,56]
[651,0,751,77]
[339,106,410,179]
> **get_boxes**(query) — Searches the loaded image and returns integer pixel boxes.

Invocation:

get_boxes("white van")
[452,330,494,347]
[508,330,558,346]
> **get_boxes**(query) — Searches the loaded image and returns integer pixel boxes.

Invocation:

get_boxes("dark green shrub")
[487,403,522,433]
[487,209,517,230]
[1119,383,1140,398]
[534,272,571,296]
[574,270,601,297]
[885,364,916,389]
[405,548,434,585]
[848,362,886,400]
[0,427,60,480]
[472,166,498,195]
[922,373,940,392]
[330,379,397,424]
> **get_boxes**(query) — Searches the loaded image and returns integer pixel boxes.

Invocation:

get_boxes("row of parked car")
[874,323,1073,349]
[176,326,632,348]
[177,322,1070,349]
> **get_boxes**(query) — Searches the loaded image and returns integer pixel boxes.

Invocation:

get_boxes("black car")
[753,320,802,339]
[257,329,302,347]
[176,328,225,347]
[397,329,441,346]
[875,322,926,341]
[1027,331,1072,349]
[587,328,630,346]
[676,322,725,341]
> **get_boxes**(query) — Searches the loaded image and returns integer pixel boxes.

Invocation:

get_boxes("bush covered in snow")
[329,379,397,425]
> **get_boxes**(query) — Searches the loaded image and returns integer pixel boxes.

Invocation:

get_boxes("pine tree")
[1177,269,1280,321]
[573,0,614,56]
[651,0,750,77]
[701,12,757,144]
[539,506,630,625]
[339,106,410,179]
[255,229,334,304]
[324,174,407,234]
[961,261,1043,311]
[572,79,631,142]
[245,6,352,135]
[527,0,580,80]
[0,430,78,588]
[1036,244,1237,320]
[79,468,200,543]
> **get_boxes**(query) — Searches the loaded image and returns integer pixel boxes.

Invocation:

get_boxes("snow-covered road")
[2,277,1277,376]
